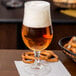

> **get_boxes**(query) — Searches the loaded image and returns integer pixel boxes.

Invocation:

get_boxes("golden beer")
[22,25,53,51]
[22,1,53,51]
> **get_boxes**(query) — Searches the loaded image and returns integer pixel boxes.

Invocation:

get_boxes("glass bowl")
[58,36,76,62]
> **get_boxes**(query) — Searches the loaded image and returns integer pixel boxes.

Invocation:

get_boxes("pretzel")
[22,52,35,63]
[22,57,34,63]
[41,51,58,62]
[22,51,58,64]
[68,37,74,44]
[64,36,76,54]
[40,51,51,60]
[71,43,76,48]
[64,43,71,48]
[70,48,76,54]
[46,51,58,62]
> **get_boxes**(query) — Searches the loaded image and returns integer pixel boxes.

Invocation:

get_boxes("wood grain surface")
[0,24,17,49]
[0,50,76,76]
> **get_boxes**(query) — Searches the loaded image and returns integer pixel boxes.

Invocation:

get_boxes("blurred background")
[0,0,76,50]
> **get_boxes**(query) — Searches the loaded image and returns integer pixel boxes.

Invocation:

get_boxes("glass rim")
[24,1,51,9]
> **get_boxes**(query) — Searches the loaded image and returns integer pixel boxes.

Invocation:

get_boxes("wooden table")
[0,50,76,76]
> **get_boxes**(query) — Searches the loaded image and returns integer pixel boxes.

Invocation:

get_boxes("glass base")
[23,61,51,76]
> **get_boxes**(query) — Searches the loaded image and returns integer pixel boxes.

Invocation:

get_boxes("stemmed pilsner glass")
[21,1,53,75]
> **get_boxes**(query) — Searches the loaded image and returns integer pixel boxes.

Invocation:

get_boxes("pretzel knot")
[64,36,76,54]
[22,51,58,64]
[22,52,35,63]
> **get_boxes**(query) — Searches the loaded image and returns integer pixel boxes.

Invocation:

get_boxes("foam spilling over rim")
[23,1,51,28]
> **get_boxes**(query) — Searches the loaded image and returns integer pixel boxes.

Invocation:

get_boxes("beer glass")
[22,1,53,75]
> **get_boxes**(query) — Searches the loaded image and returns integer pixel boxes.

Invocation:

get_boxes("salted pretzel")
[71,43,76,48]
[40,51,51,60]
[64,36,76,54]
[22,51,58,64]
[22,52,35,63]
[41,51,58,62]
[70,48,76,54]
[45,51,58,62]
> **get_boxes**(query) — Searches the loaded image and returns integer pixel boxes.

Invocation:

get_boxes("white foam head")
[23,1,51,28]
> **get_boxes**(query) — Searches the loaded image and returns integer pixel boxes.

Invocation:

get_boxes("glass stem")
[34,51,41,69]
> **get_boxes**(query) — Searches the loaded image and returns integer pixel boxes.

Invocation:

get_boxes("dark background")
[0,0,76,50]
